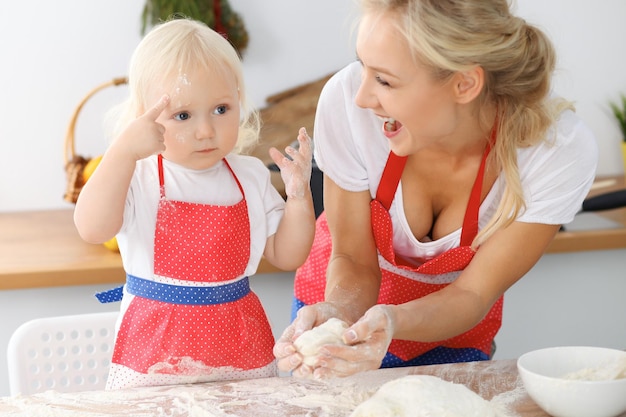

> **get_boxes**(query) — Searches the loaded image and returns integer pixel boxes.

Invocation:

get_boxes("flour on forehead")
[294,318,350,366]
[349,374,504,417]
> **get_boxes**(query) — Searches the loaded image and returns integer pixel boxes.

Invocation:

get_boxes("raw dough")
[349,375,501,417]
[294,318,349,366]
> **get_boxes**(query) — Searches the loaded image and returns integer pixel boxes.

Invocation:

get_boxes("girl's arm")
[74,95,170,243]
[263,128,316,271]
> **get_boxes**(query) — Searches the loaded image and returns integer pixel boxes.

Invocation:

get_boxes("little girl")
[74,18,316,389]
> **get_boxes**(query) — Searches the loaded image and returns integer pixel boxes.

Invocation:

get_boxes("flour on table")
[349,375,503,417]
[294,318,349,366]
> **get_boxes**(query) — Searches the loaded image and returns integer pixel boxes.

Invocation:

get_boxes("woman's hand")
[273,302,343,378]
[304,304,396,379]
[269,127,312,199]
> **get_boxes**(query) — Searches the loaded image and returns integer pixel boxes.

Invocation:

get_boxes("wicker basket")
[63,77,128,203]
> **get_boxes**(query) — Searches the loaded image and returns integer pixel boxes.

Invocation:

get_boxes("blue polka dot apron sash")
[110,155,275,377]
[294,133,502,368]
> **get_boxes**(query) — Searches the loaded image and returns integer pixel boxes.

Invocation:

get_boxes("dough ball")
[349,375,500,417]
[294,318,349,366]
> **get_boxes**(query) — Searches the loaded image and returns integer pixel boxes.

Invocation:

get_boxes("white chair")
[7,311,119,396]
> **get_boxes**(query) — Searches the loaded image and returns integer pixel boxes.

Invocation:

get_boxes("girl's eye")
[214,105,228,115]
[174,112,190,121]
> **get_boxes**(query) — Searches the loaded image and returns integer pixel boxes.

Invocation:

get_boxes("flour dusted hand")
[349,375,502,417]
[294,318,349,366]
[269,127,312,199]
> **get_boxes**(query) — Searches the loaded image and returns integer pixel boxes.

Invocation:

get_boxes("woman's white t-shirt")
[313,62,598,261]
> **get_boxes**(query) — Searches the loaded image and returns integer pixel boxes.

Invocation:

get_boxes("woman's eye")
[375,76,391,87]
[214,105,228,115]
[174,112,190,121]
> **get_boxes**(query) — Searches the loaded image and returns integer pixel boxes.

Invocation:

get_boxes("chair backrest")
[7,311,119,396]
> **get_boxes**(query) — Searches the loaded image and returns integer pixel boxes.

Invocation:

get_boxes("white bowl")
[517,346,626,417]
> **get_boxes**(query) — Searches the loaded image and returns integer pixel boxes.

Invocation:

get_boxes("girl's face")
[151,66,241,170]
[355,12,460,155]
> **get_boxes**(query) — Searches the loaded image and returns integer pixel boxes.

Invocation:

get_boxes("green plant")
[609,94,626,142]
[140,0,249,57]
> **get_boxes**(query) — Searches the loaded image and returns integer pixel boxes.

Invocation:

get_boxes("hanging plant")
[140,0,249,57]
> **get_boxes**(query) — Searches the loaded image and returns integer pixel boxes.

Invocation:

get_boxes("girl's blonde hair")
[359,0,573,247]
[108,18,259,154]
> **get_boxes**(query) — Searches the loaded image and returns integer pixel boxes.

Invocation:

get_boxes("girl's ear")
[453,66,485,104]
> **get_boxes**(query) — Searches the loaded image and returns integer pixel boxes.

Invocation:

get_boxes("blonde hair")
[108,17,259,154]
[359,0,573,246]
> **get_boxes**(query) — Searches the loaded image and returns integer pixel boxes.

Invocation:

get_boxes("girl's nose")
[196,117,215,140]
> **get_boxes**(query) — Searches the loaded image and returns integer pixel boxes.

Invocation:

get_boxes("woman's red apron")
[293,143,503,366]
[111,155,275,376]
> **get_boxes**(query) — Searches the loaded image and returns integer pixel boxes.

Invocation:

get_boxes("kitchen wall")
[1,0,626,213]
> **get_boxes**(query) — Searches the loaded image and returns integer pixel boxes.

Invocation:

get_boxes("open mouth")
[383,118,402,133]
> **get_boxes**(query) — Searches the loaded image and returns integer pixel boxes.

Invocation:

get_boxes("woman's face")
[147,65,241,170]
[355,12,460,155]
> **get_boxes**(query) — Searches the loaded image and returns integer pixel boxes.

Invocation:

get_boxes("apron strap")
[375,124,496,247]
[157,155,246,198]
[459,141,491,247]
[375,151,408,211]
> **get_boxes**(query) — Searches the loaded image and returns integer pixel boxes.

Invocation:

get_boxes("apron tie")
[96,275,251,305]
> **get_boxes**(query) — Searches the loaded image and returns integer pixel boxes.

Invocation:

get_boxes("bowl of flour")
[517,346,626,417]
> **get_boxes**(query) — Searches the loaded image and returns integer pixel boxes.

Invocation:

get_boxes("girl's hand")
[305,304,396,379]
[269,127,312,199]
[273,302,343,378]
[114,94,170,161]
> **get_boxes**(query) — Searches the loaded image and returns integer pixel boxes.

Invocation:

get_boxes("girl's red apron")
[293,144,503,367]
[103,155,275,382]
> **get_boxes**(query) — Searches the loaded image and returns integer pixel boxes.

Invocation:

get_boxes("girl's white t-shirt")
[313,62,598,261]
[117,153,285,280]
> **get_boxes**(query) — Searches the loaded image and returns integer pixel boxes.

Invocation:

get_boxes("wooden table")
[0,177,624,291]
[0,360,562,416]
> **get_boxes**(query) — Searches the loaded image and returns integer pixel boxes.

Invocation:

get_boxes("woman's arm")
[393,220,561,341]
[314,220,561,379]
[323,175,382,323]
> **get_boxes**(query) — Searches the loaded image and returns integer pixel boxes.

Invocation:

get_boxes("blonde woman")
[74,18,315,389]
[275,0,597,378]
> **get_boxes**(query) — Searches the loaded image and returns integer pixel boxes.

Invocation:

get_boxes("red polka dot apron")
[293,141,503,367]
[104,155,275,387]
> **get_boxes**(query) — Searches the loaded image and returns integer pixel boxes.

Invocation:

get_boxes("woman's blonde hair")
[108,17,260,154]
[359,0,573,246]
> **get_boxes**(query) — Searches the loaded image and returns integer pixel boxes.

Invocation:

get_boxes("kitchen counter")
[0,176,623,290]
[0,209,283,291]
[0,359,562,416]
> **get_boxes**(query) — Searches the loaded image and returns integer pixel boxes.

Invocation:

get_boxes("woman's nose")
[354,79,376,110]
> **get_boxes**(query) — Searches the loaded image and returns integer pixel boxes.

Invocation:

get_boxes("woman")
[274,0,598,379]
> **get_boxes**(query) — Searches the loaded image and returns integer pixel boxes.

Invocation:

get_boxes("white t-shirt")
[116,153,285,281]
[313,62,598,261]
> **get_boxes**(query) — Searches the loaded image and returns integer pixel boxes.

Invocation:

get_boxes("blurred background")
[1,0,625,213]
